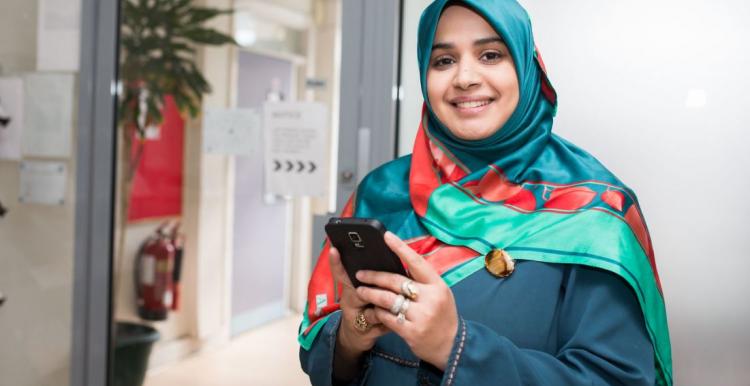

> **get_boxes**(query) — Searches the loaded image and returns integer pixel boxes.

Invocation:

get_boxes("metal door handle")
[0,291,6,308]
[340,127,372,186]
[341,171,354,183]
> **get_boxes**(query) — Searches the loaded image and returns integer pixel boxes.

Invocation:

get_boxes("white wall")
[397,0,431,156]
[0,0,37,74]
[0,1,76,386]
[400,1,750,385]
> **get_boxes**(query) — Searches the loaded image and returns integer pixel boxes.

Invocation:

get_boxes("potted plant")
[114,1,236,384]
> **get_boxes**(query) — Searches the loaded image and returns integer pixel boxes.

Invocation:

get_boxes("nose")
[453,61,480,90]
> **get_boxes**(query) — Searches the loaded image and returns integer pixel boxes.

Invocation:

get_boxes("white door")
[231,51,295,335]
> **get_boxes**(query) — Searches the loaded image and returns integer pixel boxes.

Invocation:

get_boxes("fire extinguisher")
[135,223,175,321]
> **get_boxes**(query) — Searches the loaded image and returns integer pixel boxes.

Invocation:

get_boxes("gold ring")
[401,280,419,301]
[354,309,370,332]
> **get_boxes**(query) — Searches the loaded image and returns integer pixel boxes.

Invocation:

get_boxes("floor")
[144,314,310,386]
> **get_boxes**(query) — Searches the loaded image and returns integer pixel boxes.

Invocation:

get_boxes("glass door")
[0,1,83,385]
[0,0,119,385]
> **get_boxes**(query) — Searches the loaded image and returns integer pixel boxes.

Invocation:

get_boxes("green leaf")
[183,7,233,25]
[181,27,237,46]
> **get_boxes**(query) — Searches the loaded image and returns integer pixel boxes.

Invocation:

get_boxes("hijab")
[301,1,671,384]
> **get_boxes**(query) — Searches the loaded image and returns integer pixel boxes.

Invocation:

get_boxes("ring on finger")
[390,294,406,315]
[398,299,410,316]
[401,279,419,301]
[396,312,406,324]
[354,309,370,332]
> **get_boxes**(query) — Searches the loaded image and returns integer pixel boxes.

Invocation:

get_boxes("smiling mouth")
[452,99,494,110]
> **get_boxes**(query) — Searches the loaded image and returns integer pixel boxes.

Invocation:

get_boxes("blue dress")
[300,260,655,385]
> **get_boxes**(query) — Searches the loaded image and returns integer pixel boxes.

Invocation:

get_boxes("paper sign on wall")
[19,161,67,205]
[202,108,260,156]
[37,0,81,71]
[263,102,328,197]
[0,77,23,160]
[22,73,74,158]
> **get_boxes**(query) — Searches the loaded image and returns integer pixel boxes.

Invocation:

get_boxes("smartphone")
[324,217,408,287]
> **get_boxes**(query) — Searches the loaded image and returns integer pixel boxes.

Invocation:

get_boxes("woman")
[299,1,672,385]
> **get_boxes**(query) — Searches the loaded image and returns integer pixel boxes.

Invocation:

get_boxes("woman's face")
[427,5,520,141]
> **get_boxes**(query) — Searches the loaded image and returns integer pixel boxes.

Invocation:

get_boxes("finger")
[362,307,384,326]
[372,306,411,337]
[384,231,441,284]
[356,285,401,313]
[356,270,414,295]
[329,247,355,289]
[331,248,369,308]
[344,308,389,338]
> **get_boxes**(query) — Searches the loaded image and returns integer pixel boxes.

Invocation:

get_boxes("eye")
[431,55,455,68]
[480,51,504,63]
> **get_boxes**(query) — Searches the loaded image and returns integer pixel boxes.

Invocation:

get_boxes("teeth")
[456,100,490,108]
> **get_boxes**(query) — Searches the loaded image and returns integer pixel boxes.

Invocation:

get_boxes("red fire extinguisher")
[135,223,177,321]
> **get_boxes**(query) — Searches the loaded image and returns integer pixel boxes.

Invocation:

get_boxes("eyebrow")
[431,36,504,51]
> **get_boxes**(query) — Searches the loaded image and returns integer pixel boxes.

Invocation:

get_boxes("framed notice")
[202,108,260,156]
[19,161,67,205]
[22,73,75,158]
[263,102,328,197]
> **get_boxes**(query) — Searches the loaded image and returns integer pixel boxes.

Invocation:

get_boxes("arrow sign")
[263,102,328,196]
[273,159,321,173]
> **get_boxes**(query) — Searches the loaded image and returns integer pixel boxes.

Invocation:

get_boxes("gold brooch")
[484,249,515,278]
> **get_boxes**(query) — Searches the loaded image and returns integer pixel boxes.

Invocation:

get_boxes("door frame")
[70,0,119,385]
[309,0,403,281]
[228,48,301,336]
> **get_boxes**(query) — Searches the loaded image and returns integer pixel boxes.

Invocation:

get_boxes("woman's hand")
[329,247,390,381]
[355,231,458,371]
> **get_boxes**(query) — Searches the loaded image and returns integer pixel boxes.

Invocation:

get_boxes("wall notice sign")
[23,73,74,157]
[19,161,67,205]
[37,0,81,71]
[202,108,260,156]
[263,102,328,197]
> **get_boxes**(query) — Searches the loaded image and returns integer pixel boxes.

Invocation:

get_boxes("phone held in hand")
[325,217,408,287]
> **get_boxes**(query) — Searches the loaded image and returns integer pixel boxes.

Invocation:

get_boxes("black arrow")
[285,161,294,172]
[273,160,281,171]
[309,161,316,173]
[297,161,305,173]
